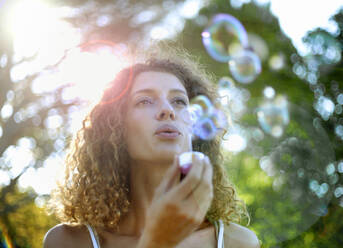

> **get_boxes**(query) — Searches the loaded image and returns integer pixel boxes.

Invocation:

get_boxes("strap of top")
[86,224,101,248]
[214,219,225,248]
[86,221,224,248]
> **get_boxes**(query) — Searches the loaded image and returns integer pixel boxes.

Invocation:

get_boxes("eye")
[136,97,154,106]
[172,97,188,106]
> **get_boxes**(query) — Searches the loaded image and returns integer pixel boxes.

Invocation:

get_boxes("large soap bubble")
[226,99,335,246]
[202,13,249,62]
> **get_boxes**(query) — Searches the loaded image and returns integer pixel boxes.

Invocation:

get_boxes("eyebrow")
[131,88,188,97]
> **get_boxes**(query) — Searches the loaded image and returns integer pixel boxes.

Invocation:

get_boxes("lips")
[155,124,181,138]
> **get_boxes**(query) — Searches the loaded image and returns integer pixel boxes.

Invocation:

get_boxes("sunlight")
[7,0,80,60]
[58,44,129,104]
[4,0,129,194]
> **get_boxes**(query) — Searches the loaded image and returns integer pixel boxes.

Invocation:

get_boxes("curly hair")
[50,44,249,231]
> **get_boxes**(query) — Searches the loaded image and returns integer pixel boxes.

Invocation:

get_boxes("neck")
[118,158,177,236]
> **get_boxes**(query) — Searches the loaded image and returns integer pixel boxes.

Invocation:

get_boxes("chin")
[155,147,183,160]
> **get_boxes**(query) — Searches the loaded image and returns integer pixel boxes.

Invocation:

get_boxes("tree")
[1,0,342,246]
[0,0,204,245]
[175,0,343,247]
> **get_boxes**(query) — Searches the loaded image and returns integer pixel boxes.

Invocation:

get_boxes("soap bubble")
[187,95,228,140]
[218,77,236,106]
[337,93,343,105]
[263,86,275,99]
[229,49,261,84]
[201,13,249,62]
[190,95,214,116]
[211,109,228,132]
[256,96,289,138]
[193,117,217,140]
[269,53,285,70]
[230,100,335,246]
[248,33,269,62]
[315,96,335,121]
[222,125,247,153]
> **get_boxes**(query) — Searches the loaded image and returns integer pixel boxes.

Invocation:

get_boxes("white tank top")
[86,220,224,248]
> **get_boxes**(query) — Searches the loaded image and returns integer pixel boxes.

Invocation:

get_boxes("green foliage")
[177,1,343,247]
[0,0,342,247]
[0,186,58,248]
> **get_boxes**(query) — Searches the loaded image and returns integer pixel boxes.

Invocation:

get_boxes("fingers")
[187,156,213,216]
[170,153,211,201]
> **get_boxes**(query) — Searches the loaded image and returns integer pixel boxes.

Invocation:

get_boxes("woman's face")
[125,71,192,164]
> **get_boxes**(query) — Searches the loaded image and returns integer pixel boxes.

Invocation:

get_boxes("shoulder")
[43,223,92,248]
[223,222,260,248]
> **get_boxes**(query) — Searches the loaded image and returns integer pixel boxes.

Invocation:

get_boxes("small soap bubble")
[337,93,343,105]
[326,163,335,175]
[252,127,264,141]
[317,183,329,198]
[188,95,229,141]
[269,53,285,70]
[248,33,269,62]
[309,180,319,192]
[257,97,289,138]
[329,173,339,185]
[334,187,343,198]
[218,77,235,106]
[335,125,343,138]
[190,95,214,116]
[229,50,261,84]
[338,161,343,173]
[263,86,275,99]
[201,13,249,62]
[187,104,204,125]
[315,96,335,120]
[193,117,217,140]
[210,109,228,131]
[222,132,247,152]
[335,105,342,114]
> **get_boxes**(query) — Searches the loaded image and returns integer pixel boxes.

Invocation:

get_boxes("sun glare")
[5,0,130,194]
[7,0,129,105]
[8,0,77,59]
[58,45,129,104]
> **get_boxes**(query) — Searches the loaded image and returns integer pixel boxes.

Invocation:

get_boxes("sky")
[259,0,343,55]
[2,0,343,195]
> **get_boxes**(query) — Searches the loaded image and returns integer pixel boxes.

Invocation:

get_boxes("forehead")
[130,71,187,95]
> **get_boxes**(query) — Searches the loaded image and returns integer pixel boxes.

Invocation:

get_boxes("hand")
[137,153,214,248]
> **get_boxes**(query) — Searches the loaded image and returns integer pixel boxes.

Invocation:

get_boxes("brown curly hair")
[50,44,249,231]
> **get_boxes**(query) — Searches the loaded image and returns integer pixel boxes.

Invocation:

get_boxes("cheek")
[125,110,154,156]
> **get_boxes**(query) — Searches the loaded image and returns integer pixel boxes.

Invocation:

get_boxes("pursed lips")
[155,124,182,138]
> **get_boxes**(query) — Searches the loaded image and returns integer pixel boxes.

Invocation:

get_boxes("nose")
[156,102,175,121]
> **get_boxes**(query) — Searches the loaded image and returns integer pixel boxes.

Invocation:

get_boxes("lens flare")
[0,224,15,248]
[229,49,261,84]
[201,13,249,62]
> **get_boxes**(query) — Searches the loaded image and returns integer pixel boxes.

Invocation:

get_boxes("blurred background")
[0,0,343,247]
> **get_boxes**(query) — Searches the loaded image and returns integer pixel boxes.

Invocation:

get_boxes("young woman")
[43,46,260,248]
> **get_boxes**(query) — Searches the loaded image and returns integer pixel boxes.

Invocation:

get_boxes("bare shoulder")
[223,222,260,248]
[43,223,92,248]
